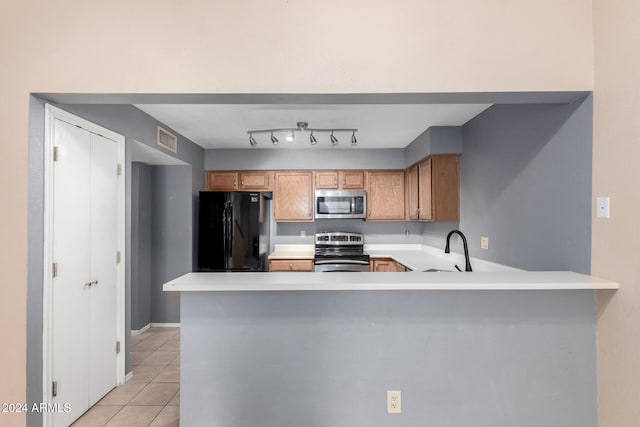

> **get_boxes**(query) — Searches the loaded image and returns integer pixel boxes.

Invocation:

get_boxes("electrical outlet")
[300,230,306,237]
[387,390,401,414]
[481,236,489,250]
[597,197,610,218]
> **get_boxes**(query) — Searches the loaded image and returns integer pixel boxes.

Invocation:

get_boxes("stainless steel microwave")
[314,190,367,219]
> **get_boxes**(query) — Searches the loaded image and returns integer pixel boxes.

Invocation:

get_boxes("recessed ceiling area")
[134,104,492,149]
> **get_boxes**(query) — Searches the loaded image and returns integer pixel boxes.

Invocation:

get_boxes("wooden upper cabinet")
[339,171,365,189]
[366,170,406,221]
[274,171,314,222]
[239,171,273,191]
[407,165,420,220]
[418,154,459,222]
[314,170,365,190]
[207,171,238,191]
[314,171,339,189]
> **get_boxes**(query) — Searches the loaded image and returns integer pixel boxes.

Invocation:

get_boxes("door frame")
[42,105,126,425]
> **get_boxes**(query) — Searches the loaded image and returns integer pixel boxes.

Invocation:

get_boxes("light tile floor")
[72,327,180,427]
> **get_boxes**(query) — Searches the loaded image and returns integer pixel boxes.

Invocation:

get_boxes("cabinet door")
[366,171,406,221]
[407,165,420,220]
[274,172,314,221]
[314,171,339,189]
[394,261,408,272]
[418,159,433,221]
[371,259,395,272]
[339,171,365,189]
[431,155,460,222]
[207,171,238,191]
[239,171,273,191]
[270,259,314,272]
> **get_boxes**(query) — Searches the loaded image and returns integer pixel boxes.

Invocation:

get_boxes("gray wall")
[131,162,152,330]
[182,290,597,427]
[150,166,192,323]
[275,220,423,245]
[26,102,205,427]
[205,148,406,170]
[405,126,462,166]
[26,96,46,427]
[453,97,593,273]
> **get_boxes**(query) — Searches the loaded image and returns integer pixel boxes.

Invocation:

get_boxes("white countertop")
[164,271,618,292]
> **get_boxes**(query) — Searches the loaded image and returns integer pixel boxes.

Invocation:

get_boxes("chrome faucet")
[444,230,473,272]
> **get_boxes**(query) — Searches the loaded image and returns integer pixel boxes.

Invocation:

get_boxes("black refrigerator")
[197,191,271,272]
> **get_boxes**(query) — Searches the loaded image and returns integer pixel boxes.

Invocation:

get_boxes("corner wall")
[424,99,593,274]
[593,1,640,425]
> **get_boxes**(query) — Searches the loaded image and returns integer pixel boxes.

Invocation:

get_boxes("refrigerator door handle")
[227,203,233,259]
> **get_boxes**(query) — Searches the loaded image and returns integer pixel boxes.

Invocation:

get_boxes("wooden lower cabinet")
[371,258,408,272]
[270,259,314,272]
[366,171,406,221]
[274,171,314,221]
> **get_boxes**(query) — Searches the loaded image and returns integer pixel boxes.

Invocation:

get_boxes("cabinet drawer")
[270,259,314,272]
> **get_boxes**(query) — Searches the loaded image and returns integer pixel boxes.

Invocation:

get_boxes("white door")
[51,119,119,426]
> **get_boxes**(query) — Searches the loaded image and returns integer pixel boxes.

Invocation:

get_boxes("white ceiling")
[134,104,491,150]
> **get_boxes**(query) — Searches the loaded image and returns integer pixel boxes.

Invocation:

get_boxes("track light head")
[310,132,317,145]
[286,131,295,143]
[351,132,357,145]
[330,132,338,145]
[270,132,278,145]
[249,134,257,146]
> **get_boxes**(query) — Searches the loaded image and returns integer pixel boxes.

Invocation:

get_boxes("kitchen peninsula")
[165,272,617,427]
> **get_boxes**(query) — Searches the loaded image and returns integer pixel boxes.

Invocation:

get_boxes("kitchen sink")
[422,268,454,272]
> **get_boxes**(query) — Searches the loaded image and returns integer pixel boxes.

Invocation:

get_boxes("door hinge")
[52,381,57,397]
[53,146,59,162]
[116,341,121,354]
[116,251,121,264]
[117,164,122,176]
[52,262,58,278]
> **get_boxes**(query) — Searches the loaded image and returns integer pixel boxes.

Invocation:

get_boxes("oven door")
[314,259,370,272]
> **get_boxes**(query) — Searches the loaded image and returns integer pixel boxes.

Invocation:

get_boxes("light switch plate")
[597,197,610,218]
[481,236,489,250]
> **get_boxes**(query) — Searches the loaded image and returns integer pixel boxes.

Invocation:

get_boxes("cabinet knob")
[289,263,293,270]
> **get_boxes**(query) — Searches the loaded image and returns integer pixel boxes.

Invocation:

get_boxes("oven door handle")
[314,259,370,265]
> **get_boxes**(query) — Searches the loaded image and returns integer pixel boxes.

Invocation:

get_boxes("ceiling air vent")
[157,127,177,153]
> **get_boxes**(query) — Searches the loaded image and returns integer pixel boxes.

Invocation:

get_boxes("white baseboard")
[125,371,134,382]
[150,323,181,328]
[130,323,151,336]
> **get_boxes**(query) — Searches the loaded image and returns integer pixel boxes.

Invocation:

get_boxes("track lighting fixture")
[246,122,358,146]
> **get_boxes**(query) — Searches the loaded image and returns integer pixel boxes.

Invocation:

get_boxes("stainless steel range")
[314,232,370,272]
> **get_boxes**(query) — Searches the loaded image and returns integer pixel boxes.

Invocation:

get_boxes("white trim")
[42,105,126,427]
[130,323,151,336]
[150,323,181,328]
[125,371,134,382]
